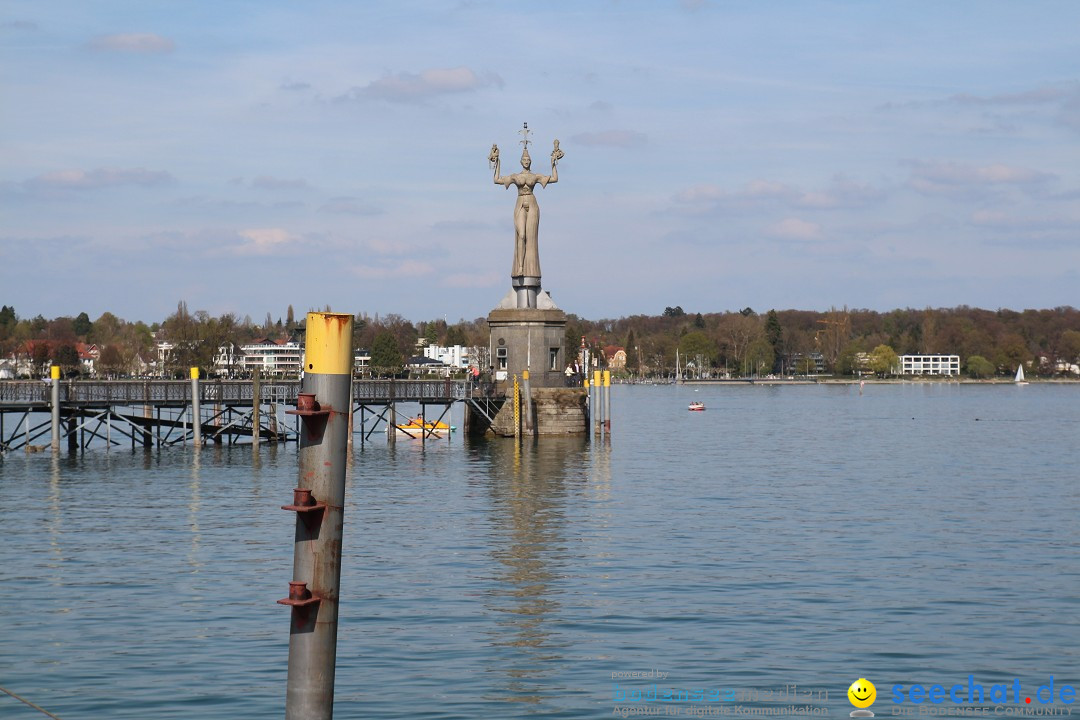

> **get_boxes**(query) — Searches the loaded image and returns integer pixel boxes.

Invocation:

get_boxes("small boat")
[688,401,706,411]
[1014,365,1029,385]
[390,417,456,437]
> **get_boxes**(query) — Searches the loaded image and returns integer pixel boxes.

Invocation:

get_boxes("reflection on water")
[481,437,589,704]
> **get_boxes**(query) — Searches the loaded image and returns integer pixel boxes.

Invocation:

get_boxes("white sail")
[1015,365,1026,383]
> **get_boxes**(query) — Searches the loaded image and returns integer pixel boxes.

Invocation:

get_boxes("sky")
[2,1,1079,325]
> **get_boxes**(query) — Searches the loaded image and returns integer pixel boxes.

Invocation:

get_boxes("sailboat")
[1014,365,1029,385]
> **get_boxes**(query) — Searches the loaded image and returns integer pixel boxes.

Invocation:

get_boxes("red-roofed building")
[604,346,627,370]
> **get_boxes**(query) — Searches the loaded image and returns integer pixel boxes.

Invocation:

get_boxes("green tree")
[663,306,685,317]
[678,330,717,363]
[370,331,403,376]
[765,309,783,373]
[445,324,468,347]
[868,344,899,377]
[73,312,93,337]
[966,355,995,378]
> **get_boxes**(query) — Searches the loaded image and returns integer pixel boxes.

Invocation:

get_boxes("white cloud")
[342,67,503,103]
[236,228,299,255]
[88,33,175,53]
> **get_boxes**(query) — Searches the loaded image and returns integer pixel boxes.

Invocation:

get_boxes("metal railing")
[0,379,472,406]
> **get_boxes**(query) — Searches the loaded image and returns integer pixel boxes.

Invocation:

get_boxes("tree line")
[2,302,1079,379]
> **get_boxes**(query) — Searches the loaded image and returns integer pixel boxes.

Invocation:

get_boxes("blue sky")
[2,1,1078,325]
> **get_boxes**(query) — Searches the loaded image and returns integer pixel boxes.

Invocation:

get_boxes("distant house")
[423,344,471,369]
[603,346,627,370]
[406,355,451,377]
[155,341,175,377]
[76,343,100,376]
[213,342,242,378]
[785,351,826,375]
[354,348,371,375]
[241,338,302,377]
[899,354,960,376]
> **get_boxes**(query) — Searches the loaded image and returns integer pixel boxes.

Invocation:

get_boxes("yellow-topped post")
[284,311,353,720]
[190,367,201,448]
[603,370,611,432]
[593,370,602,436]
[50,365,61,452]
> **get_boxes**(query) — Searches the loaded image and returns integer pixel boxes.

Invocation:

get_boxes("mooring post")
[387,379,396,446]
[513,374,521,440]
[583,374,591,437]
[522,369,533,436]
[50,365,61,452]
[281,312,353,720]
[593,370,602,437]
[191,367,202,449]
[346,376,354,454]
[603,370,611,433]
[252,368,261,444]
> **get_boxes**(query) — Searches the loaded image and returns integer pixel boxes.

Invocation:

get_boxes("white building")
[423,344,471,369]
[354,348,371,375]
[213,342,242,377]
[241,339,302,377]
[899,354,960,376]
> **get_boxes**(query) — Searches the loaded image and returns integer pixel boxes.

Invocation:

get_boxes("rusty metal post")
[190,367,202,449]
[281,312,353,720]
[50,366,61,452]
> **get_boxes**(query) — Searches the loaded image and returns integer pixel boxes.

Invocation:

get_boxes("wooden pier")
[0,379,500,453]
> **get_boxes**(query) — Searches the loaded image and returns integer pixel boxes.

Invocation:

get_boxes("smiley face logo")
[848,678,876,708]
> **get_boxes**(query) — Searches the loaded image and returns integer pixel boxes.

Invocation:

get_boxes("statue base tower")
[488,283,565,389]
[466,283,587,437]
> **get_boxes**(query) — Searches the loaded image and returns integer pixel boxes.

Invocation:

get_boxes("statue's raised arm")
[490,144,512,187]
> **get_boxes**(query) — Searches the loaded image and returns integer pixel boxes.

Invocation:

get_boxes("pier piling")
[281,312,353,720]
[190,368,202,449]
[50,366,60,453]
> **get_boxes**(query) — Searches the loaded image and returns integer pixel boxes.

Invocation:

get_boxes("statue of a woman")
[489,139,561,281]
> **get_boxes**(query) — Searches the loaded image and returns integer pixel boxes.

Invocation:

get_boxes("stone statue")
[490,123,563,308]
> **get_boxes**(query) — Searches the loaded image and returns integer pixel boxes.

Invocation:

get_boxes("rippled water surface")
[2,384,1078,718]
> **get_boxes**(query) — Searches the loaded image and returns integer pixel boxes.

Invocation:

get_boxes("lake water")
[2,383,1078,719]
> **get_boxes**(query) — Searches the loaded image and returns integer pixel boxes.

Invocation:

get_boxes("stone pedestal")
[488,306,567,390]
